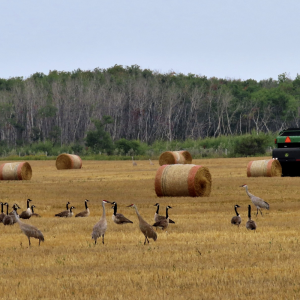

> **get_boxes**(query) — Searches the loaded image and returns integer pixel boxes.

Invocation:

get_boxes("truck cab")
[272,128,300,176]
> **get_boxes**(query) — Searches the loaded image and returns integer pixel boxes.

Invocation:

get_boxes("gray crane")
[240,184,269,216]
[231,204,241,226]
[246,205,257,231]
[149,159,154,165]
[91,200,112,244]
[153,205,172,231]
[10,204,21,224]
[12,210,44,246]
[75,199,90,217]
[111,202,133,225]
[19,199,33,219]
[127,204,157,245]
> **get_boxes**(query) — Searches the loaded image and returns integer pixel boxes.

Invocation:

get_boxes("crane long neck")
[102,202,106,219]
[245,186,252,198]
[234,206,239,216]
[134,205,144,223]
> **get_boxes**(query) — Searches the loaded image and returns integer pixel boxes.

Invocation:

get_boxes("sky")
[1,0,300,81]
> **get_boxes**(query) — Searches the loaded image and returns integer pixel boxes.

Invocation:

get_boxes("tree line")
[0,65,299,148]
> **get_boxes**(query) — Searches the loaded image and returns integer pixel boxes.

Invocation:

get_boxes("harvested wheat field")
[1,157,300,299]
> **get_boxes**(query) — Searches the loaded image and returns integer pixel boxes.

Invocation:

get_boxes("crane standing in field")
[240,184,269,216]
[13,210,44,246]
[92,200,112,245]
[127,204,157,245]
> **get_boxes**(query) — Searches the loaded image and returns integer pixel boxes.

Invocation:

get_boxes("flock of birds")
[0,178,270,246]
[231,184,270,231]
[0,196,175,246]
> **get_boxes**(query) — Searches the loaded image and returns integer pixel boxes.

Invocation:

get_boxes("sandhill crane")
[31,205,41,217]
[127,204,157,245]
[154,203,175,224]
[240,184,269,216]
[10,204,21,224]
[3,203,14,225]
[246,205,257,231]
[153,205,173,231]
[75,199,90,217]
[149,159,154,165]
[92,200,112,244]
[19,199,33,219]
[111,201,133,225]
[12,210,44,246]
[231,204,241,226]
[55,201,71,217]
[0,202,5,223]
[132,156,137,166]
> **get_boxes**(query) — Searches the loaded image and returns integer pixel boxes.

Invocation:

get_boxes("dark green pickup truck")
[272,128,300,176]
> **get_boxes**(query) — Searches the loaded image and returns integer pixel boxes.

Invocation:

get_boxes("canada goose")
[19,199,33,219]
[111,202,133,224]
[231,204,241,226]
[91,200,112,244]
[154,203,175,224]
[153,205,172,231]
[3,203,14,225]
[75,199,90,217]
[240,184,269,216]
[12,210,44,246]
[246,205,257,231]
[0,202,5,223]
[55,201,71,217]
[31,205,41,217]
[127,204,157,245]
[132,157,137,166]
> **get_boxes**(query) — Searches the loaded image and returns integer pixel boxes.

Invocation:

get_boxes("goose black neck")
[156,205,159,214]
[248,205,251,219]
[66,203,69,210]
[14,206,18,211]
[70,207,73,212]
[113,204,117,216]
[85,201,88,210]
[1,203,3,214]
[166,207,169,219]
[6,205,9,215]
[234,206,239,216]
[27,200,30,209]
[31,206,35,213]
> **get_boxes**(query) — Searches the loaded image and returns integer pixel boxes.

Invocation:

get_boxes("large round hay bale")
[159,150,192,166]
[56,154,82,170]
[0,162,32,180]
[247,159,282,177]
[155,164,212,197]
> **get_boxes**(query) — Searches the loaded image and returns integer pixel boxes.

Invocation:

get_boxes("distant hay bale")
[247,159,282,177]
[56,154,82,170]
[155,164,212,197]
[0,162,32,180]
[159,151,192,166]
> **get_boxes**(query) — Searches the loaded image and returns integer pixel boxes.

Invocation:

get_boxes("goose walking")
[13,210,44,246]
[31,205,41,217]
[92,200,112,245]
[153,205,172,231]
[19,199,33,219]
[246,205,257,231]
[154,203,175,224]
[240,184,269,216]
[111,202,133,225]
[0,202,5,223]
[55,201,71,217]
[3,203,14,225]
[75,199,90,217]
[231,204,241,226]
[127,204,157,245]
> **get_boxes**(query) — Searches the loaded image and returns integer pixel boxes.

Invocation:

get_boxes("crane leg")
[260,209,263,216]
[28,237,31,246]
[256,208,259,217]
[94,239,97,245]
[144,236,147,245]
[102,234,105,244]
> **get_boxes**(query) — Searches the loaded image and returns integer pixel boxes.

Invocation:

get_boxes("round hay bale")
[159,150,192,166]
[247,159,282,177]
[56,154,82,170]
[0,162,32,180]
[155,164,212,197]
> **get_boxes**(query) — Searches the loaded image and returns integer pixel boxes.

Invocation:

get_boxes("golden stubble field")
[1,157,300,299]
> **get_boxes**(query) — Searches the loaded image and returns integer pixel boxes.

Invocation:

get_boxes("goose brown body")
[154,203,175,224]
[31,205,41,217]
[19,199,33,219]
[231,204,241,226]
[111,202,133,225]
[128,204,157,245]
[153,206,172,230]
[75,199,90,217]
[55,202,71,217]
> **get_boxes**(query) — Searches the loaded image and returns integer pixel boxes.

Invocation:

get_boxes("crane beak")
[127,204,133,207]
